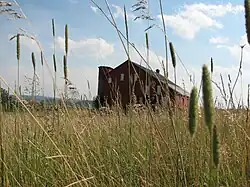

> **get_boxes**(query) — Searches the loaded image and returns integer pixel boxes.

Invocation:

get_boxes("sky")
[0,0,249,107]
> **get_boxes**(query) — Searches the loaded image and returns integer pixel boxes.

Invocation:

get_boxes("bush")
[0,87,23,112]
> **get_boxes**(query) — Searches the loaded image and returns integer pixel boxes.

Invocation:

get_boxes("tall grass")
[1,0,250,186]
[51,18,57,105]
[0,103,249,186]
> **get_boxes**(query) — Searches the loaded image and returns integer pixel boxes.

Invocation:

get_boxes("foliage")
[0,87,21,111]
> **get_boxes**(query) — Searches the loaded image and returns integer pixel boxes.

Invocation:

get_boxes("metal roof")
[130,61,190,97]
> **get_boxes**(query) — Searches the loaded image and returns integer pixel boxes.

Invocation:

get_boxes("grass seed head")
[188,86,198,137]
[202,64,214,132]
[145,32,149,49]
[16,33,20,61]
[211,57,213,74]
[169,42,176,68]
[65,24,68,56]
[63,55,67,81]
[245,0,250,45]
[212,125,220,168]
[41,51,43,66]
[31,52,36,72]
[53,54,57,73]
[52,18,55,37]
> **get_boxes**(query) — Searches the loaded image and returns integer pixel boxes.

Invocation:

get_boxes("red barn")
[97,59,190,109]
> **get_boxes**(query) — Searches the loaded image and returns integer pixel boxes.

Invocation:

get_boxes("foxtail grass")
[188,86,198,137]
[210,57,213,74]
[169,41,177,109]
[51,18,57,105]
[202,64,214,133]
[16,33,20,96]
[31,52,36,101]
[40,51,45,108]
[202,64,217,186]
[65,24,68,56]
[64,24,68,99]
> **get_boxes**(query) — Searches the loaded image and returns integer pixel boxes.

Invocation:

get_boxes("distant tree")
[0,87,24,112]
[0,87,9,109]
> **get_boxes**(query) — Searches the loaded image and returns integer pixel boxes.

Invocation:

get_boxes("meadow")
[0,104,249,187]
[1,0,250,186]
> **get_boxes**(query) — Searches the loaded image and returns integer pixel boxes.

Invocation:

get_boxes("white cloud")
[159,3,244,40]
[209,36,229,44]
[185,3,243,17]
[208,34,250,107]
[90,6,98,13]
[55,36,114,59]
[0,63,98,100]
[216,34,249,60]
[111,4,136,20]
[90,4,136,20]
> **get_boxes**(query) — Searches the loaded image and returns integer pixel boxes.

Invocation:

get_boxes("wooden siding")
[97,60,190,109]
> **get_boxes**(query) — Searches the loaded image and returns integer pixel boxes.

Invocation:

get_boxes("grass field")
[0,105,249,186]
[1,0,250,186]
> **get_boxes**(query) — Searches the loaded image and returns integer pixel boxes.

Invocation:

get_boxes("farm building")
[96,59,190,109]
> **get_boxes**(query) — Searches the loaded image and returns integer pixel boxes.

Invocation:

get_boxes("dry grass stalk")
[123,6,132,105]
[158,0,168,79]
[0,1,12,6]
[220,74,227,106]
[213,124,220,186]
[228,45,245,109]
[0,1,24,19]
[124,6,130,60]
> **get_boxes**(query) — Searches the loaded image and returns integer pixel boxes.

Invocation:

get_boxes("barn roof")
[129,61,190,97]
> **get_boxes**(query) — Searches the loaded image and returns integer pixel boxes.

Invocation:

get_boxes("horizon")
[0,0,249,108]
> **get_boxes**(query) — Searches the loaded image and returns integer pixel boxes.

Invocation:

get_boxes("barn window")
[120,74,124,81]
[108,77,112,83]
[157,85,161,95]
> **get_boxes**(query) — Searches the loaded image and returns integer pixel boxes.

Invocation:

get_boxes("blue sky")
[0,0,249,107]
